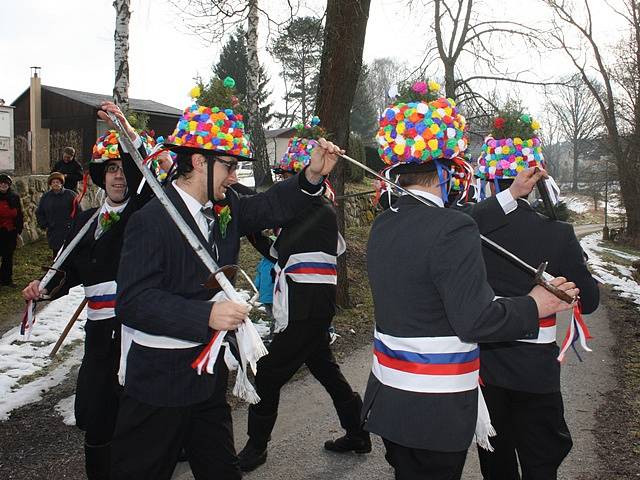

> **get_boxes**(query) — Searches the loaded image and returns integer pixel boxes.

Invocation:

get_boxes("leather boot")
[84,442,110,480]
[324,393,372,454]
[238,409,278,472]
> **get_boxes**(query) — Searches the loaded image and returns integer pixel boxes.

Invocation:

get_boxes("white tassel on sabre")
[473,386,496,452]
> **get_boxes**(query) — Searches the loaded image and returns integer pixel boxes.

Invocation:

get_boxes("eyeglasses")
[105,163,124,174]
[216,159,239,173]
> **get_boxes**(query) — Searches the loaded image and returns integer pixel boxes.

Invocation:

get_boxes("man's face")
[104,160,128,204]
[0,182,9,193]
[62,153,73,163]
[209,155,238,201]
[50,179,63,192]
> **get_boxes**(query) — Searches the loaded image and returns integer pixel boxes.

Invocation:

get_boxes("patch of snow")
[54,394,76,426]
[564,195,591,214]
[0,346,83,420]
[0,286,86,420]
[581,233,640,310]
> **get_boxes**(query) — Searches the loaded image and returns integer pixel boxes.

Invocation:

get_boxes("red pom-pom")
[494,117,505,129]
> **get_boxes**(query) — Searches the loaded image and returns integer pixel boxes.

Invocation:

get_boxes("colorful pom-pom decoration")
[189,85,201,100]
[476,108,544,180]
[91,130,155,164]
[165,77,253,160]
[274,117,327,173]
[375,83,468,167]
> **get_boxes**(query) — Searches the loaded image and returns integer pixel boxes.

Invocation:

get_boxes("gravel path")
[172,303,613,480]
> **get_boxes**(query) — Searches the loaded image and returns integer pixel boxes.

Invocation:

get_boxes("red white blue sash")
[557,304,592,362]
[272,251,338,333]
[518,315,556,344]
[371,329,480,393]
[84,280,117,321]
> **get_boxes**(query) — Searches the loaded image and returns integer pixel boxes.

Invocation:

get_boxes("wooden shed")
[11,84,181,173]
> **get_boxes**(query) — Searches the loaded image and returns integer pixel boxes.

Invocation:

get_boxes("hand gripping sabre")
[107,112,267,403]
[338,153,576,304]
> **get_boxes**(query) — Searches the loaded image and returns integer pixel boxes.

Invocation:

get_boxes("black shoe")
[324,432,372,454]
[238,440,268,472]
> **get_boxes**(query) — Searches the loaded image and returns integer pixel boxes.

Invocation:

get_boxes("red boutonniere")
[99,211,121,233]
[213,204,231,238]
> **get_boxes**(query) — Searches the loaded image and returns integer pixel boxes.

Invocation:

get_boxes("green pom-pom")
[519,114,531,124]
[223,77,236,89]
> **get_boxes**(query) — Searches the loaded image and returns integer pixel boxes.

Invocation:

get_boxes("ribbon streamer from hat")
[557,303,593,362]
[107,109,266,404]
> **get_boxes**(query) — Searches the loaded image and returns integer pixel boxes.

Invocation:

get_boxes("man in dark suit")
[474,174,599,480]
[363,91,580,480]
[23,103,152,480]
[111,88,341,480]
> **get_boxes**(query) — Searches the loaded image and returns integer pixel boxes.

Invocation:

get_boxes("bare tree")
[546,74,603,191]
[169,0,300,188]
[538,112,564,179]
[113,0,131,111]
[544,0,640,246]
[315,0,371,307]
[365,57,410,117]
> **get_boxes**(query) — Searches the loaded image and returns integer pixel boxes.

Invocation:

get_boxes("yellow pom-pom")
[428,80,441,92]
[189,86,201,99]
[531,120,540,130]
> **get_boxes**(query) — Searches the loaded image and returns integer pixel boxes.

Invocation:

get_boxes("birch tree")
[113,0,130,112]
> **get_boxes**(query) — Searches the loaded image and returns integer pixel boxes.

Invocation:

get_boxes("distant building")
[266,127,296,167]
[0,104,15,171]
[11,71,181,173]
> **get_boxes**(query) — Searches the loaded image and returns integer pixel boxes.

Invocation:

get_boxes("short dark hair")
[63,147,75,157]
[398,171,440,188]
[175,151,196,178]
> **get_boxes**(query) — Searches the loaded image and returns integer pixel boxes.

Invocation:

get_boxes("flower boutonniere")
[213,204,231,239]
[99,211,121,233]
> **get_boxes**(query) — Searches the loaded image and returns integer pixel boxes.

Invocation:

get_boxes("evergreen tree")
[271,16,324,126]
[202,27,273,125]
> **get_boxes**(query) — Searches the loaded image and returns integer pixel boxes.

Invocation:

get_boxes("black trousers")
[478,384,573,480]
[250,320,357,434]
[382,438,467,480]
[0,229,17,285]
[75,318,122,445]
[110,369,241,480]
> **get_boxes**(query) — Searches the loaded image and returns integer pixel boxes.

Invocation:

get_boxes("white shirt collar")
[405,188,445,208]
[100,198,129,215]
[172,181,212,217]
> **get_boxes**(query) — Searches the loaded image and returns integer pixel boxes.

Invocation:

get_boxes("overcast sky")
[0,0,626,127]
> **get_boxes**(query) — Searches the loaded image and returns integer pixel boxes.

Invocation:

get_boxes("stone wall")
[343,193,377,227]
[12,175,102,243]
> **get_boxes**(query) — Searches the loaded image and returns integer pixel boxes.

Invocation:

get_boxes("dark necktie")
[201,206,216,246]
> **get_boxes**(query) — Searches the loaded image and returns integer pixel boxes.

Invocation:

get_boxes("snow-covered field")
[0,286,272,422]
[582,233,640,310]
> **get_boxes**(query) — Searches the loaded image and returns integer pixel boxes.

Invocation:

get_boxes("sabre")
[107,112,267,399]
[338,153,576,304]
[106,111,240,297]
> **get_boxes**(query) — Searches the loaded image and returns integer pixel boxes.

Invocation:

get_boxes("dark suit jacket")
[472,199,600,393]
[363,195,540,452]
[116,171,324,407]
[52,159,83,192]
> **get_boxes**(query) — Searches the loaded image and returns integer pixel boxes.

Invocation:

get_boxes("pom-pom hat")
[164,77,254,162]
[274,116,325,174]
[476,111,544,182]
[89,130,155,189]
[376,80,468,174]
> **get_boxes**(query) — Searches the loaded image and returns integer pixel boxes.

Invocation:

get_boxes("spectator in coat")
[52,146,83,192]
[0,173,23,287]
[36,172,80,255]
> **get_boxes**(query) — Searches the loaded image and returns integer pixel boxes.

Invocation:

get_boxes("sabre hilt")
[534,262,576,304]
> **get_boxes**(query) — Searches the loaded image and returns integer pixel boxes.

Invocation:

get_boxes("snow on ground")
[581,233,640,310]
[0,286,86,420]
[0,285,273,422]
[54,394,76,426]
[565,195,591,214]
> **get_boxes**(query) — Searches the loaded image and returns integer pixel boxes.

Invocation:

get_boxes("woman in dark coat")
[36,172,79,254]
[0,173,23,286]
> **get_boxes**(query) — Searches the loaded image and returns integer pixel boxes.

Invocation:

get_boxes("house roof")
[12,85,182,117]
[265,127,296,139]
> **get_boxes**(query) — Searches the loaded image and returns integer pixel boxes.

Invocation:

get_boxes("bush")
[532,199,571,221]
